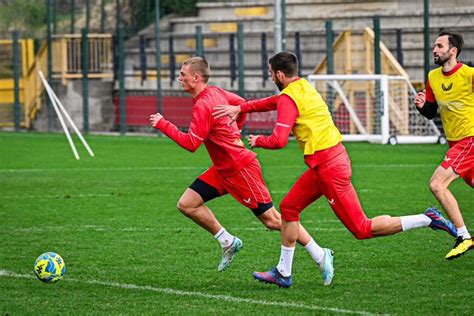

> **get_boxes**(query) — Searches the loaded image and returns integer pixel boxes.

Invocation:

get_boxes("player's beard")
[274,77,284,91]
[434,53,450,66]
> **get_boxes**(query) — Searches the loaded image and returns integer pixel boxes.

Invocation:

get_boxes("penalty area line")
[0,269,379,315]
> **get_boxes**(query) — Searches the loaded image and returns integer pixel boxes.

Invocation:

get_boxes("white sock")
[304,239,325,266]
[400,214,431,231]
[214,227,234,248]
[276,245,295,277]
[457,226,472,239]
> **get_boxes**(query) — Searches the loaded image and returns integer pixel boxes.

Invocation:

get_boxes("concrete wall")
[32,80,114,132]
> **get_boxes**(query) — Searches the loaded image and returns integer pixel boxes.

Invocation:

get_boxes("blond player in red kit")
[214,52,456,288]
[149,57,335,284]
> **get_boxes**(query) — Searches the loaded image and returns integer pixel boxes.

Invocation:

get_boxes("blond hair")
[182,57,211,83]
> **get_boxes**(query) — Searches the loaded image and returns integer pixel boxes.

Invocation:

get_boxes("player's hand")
[247,134,259,148]
[414,89,426,109]
[213,105,241,123]
[149,113,163,127]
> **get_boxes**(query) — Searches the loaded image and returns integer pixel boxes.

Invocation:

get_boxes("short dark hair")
[438,30,464,57]
[269,51,298,77]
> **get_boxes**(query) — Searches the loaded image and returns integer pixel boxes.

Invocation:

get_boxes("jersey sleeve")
[254,94,299,149]
[155,103,211,152]
[425,79,436,103]
[240,95,279,113]
[222,90,245,105]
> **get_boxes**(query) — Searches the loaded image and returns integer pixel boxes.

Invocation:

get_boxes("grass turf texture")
[0,132,472,315]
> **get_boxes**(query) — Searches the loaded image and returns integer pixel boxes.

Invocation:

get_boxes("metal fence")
[2,0,474,135]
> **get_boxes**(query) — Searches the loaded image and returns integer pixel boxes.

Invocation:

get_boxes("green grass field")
[0,132,472,315]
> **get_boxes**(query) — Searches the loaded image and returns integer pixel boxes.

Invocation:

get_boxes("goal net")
[307,74,442,144]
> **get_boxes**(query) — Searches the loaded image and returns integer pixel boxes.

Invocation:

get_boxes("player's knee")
[257,208,282,231]
[176,200,195,216]
[263,218,281,231]
[279,201,301,222]
[429,179,443,196]
[350,221,373,240]
[352,229,371,240]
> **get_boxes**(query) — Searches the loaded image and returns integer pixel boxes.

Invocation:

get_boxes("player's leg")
[318,151,374,240]
[430,165,463,227]
[319,150,455,238]
[255,206,314,246]
[282,168,334,285]
[370,166,457,237]
[431,137,474,259]
[178,168,242,271]
[254,168,334,287]
[221,159,293,238]
[177,188,222,234]
[370,209,456,238]
[252,195,334,286]
[178,167,226,235]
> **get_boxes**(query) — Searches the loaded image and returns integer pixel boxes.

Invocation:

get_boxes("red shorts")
[192,159,273,215]
[441,136,474,187]
[280,148,373,240]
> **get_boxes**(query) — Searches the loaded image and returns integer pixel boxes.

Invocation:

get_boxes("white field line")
[0,269,379,315]
[271,189,373,194]
[2,191,373,199]
[2,193,116,199]
[0,166,203,173]
[0,192,282,199]
[8,225,346,233]
[0,164,436,173]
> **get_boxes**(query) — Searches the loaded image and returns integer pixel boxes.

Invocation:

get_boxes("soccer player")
[149,57,334,285]
[213,52,457,288]
[414,30,474,260]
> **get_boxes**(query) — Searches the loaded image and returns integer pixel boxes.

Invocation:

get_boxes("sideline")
[0,269,380,315]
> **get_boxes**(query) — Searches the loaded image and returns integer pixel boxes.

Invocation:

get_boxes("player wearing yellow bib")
[214,52,457,288]
[415,30,474,260]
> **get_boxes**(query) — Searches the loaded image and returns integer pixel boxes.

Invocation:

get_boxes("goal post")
[307,74,442,145]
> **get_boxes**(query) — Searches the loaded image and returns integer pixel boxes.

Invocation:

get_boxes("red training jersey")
[155,86,256,176]
[240,91,345,168]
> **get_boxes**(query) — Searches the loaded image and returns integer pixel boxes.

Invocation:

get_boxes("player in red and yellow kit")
[149,57,334,281]
[214,52,456,288]
[415,30,474,260]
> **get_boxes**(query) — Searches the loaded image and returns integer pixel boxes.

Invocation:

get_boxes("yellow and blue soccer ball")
[34,252,66,283]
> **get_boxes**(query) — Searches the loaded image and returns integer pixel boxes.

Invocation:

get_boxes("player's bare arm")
[149,112,163,127]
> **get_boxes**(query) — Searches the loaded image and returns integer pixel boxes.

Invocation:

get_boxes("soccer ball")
[34,252,66,283]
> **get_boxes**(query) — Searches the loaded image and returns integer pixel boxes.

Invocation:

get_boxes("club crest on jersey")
[441,83,453,92]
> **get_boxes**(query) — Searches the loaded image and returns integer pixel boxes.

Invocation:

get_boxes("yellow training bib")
[428,64,474,141]
[280,79,342,154]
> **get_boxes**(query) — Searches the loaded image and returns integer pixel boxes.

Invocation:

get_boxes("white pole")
[39,71,80,160]
[380,75,390,144]
[274,0,282,53]
[50,85,95,157]
[39,71,95,157]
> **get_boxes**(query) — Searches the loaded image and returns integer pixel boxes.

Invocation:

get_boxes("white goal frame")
[307,74,442,144]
